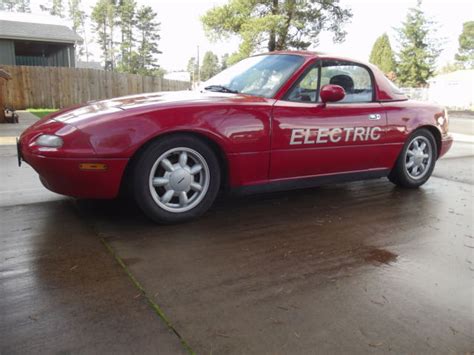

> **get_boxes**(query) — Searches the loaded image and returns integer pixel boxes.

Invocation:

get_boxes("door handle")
[368,113,382,120]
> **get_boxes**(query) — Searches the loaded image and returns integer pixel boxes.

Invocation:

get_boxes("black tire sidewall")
[132,135,221,224]
[390,129,437,188]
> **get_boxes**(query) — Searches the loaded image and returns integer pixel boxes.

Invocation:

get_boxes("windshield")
[202,54,305,98]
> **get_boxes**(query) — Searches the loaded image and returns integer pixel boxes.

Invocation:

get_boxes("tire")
[132,134,221,224]
[388,129,437,188]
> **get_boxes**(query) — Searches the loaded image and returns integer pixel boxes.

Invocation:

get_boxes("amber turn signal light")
[79,163,108,171]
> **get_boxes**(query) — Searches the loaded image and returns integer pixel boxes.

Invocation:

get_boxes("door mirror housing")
[320,84,345,103]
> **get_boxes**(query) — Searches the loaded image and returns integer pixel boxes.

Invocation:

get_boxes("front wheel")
[132,135,221,223]
[388,129,437,188]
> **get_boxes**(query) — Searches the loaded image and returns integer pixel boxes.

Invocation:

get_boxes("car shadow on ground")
[73,178,422,231]
[71,178,432,260]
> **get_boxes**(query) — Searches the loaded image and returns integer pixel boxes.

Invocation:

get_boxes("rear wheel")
[132,135,221,223]
[388,129,437,188]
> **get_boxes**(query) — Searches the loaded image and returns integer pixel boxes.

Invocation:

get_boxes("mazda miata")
[18,51,453,223]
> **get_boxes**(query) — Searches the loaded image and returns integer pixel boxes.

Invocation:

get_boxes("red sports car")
[18,51,453,223]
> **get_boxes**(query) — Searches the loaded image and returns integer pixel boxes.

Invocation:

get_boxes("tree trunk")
[268,31,276,51]
[267,0,279,51]
[276,0,295,50]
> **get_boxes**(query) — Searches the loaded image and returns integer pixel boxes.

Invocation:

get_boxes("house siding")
[0,39,15,65]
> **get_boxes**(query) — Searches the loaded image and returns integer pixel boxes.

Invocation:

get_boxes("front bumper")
[438,134,454,159]
[21,148,128,199]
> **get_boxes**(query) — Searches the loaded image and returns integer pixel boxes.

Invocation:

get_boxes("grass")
[27,108,58,119]
[100,237,195,354]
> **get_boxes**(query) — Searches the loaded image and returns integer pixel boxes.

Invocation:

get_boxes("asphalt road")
[1,113,473,354]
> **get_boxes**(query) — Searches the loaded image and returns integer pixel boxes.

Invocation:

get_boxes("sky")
[24,0,474,71]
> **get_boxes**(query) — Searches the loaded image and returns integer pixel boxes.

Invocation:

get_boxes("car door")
[270,59,389,180]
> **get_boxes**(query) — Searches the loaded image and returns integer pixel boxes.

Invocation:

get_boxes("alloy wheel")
[405,136,432,180]
[148,147,210,213]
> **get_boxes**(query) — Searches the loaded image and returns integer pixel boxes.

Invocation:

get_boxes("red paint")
[320,84,346,103]
[19,51,452,199]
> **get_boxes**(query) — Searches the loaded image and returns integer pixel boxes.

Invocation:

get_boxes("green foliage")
[91,0,116,69]
[369,33,395,74]
[68,0,88,60]
[101,1,162,75]
[0,0,30,12]
[220,53,230,71]
[116,0,137,73]
[202,0,352,61]
[396,1,441,87]
[437,62,463,74]
[187,57,198,82]
[455,21,474,69]
[68,0,85,32]
[51,0,65,17]
[134,5,161,75]
[200,51,220,81]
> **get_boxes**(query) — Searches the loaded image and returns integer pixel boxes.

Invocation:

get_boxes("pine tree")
[396,1,441,87]
[51,0,65,17]
[17,0,30,12]
[91,0,115,69]
[455,21,474,69]
[106,1,116,69]
[0,0,15,11]
[200,51,220,81]
[116,0,137,73]
[0,0,30,12]
[134,5,161,75]
[68,0,88,61]
[220,54,230,71]
[369,33,395,75]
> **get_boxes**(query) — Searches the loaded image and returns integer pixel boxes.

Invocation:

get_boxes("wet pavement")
[1,113,473,354]
[0,202,187,354]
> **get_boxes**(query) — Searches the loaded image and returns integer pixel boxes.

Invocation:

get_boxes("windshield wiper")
[203,85,239,94]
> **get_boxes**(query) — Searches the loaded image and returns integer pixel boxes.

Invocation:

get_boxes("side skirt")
[229,169,391,196]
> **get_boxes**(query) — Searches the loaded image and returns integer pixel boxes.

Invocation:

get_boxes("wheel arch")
[415,125,442,158]
[119,130,230,197]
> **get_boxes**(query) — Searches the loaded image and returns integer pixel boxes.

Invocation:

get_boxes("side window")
[321,61,373,103]
[286,66,319,103]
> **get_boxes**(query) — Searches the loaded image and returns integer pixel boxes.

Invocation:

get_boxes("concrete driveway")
[1,112,473,354]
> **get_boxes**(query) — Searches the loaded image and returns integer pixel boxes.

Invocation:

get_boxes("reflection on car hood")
[53,90,268,124]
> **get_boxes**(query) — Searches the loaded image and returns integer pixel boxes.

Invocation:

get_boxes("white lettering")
[364,128,371,141]
[290,129,305,145]
[370,127,382,140]
[317,128,329,143]
[289,126,382,145]
[353,127,365,141]
[330,128,342,143]
[303,129,315,144]
[344,127,354,142]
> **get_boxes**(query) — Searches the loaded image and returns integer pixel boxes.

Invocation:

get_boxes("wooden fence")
[0,65,191,110]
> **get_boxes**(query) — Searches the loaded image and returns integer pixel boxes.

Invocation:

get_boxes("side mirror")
[320,84,345,103]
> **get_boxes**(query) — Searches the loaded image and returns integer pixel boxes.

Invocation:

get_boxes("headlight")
[35,134,64,148]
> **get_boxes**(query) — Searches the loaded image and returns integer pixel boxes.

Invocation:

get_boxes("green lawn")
[27,108,58,119]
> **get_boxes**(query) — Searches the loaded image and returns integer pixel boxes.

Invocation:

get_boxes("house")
[0,12,82,68]
[429,70,474,110]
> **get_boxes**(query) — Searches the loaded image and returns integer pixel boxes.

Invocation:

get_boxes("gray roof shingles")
[0,19,82,43]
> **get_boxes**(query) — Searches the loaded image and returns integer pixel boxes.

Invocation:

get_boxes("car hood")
[51,90,271,126]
